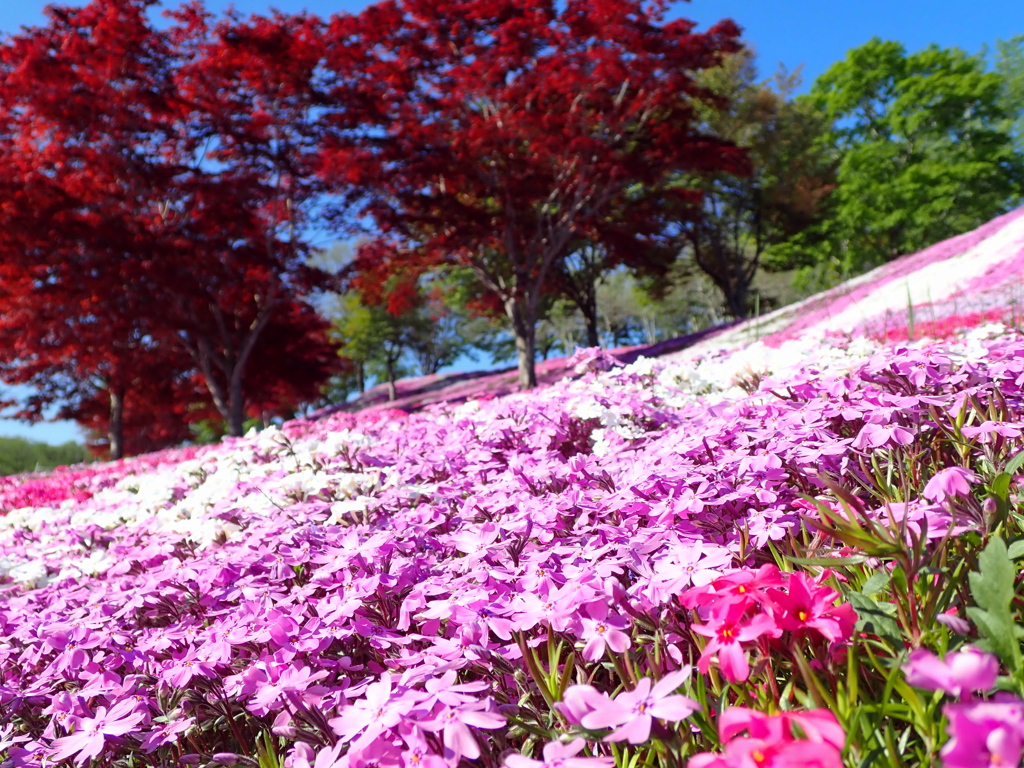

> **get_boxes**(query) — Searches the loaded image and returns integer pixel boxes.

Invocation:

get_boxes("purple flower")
[960,421,1022,443]
[851,422,915,451]
[328,673,419,750]
[418,700,506,761]
[504,738,614,768]
[138,716,195,753]
[555,684,607,727]
[904,647,999,696]
[922,467,979,502]
[49,700,145,766]
[579,669,699,743]
[287,741,347,768]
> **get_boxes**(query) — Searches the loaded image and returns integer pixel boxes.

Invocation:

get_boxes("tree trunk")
[506,298,538,389]
[727,281,749,320]
[109,387,125,461]
[227,372,245,437]
[582,304,600,348]
[356,363,365,394]
[514,330,537,389]
[385,357,398,402]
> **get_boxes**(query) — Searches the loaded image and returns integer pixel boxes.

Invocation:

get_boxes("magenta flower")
[579,669,699,744]
[717,708,845,750]
[692,602,780,682]
[49,700,145,766]
[689,740,843,768]
[680,564,785,610]
[922,467,979,502]
[504,738,614,768]
[764,573,856,643]
[689,708,845,768]
[903,646,999,696]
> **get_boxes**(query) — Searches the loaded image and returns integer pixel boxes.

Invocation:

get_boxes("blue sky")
[0,0,1021,444]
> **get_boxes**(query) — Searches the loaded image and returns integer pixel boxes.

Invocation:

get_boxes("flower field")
[6,213,1024,767]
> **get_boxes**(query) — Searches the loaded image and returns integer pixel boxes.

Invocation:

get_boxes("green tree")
[327,291,413,402]
[992,36,1024,155]
[0,436,89,477]
[788,39,1022,280]
[686,49,837,317]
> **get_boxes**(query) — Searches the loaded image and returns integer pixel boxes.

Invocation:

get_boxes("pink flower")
[922,467,979,502]
[49,700,145,766]
[504,738,613,768]
[942,699,1024,768]
[764,573,856,643]
[904,646,999,697]
[419,700,505,761]
[579,602,631,662]
[692,602,780,682]
[579,669,699,744]
[689,708,845,768]
[851,422,915,450]
[680,565,785,610]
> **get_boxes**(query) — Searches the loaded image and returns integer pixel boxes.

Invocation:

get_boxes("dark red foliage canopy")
[0,0,342,456]
[319,0,747,387]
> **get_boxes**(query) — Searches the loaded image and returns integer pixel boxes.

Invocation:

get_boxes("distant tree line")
[0,0,1020,455]
[0,436,89,477]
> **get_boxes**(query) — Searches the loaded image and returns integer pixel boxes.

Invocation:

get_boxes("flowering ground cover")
[7,212,1024,767]
[3,319,1024,767]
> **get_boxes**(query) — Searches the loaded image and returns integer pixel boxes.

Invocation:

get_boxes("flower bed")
[3,325,1024,767]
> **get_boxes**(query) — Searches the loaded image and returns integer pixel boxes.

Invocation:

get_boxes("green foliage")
[687,48,837,317]
[326,291,416,401]
[991,36,1024,155]
[0,436,89,477]
[968,536,1024,674]
[785,39,1023,281]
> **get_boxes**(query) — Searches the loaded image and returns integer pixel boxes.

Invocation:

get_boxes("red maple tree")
[319,0,747,387]
[166,5,338,437]
[0,0,342,453]
[0,0,181,458]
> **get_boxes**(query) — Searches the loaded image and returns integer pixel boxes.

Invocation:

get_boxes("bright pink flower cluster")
[682,566,856,682]
[689,708,845,768]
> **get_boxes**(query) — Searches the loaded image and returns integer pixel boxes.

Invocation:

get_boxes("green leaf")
[1006,449,1024,476]
[969,536,1016,613]
[967,537,1022,672]
[1008,540,1024,560]
[966,607,1019,668]
[991,472,1012,503]
[848,591,903,647]
[862,572,891,595]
